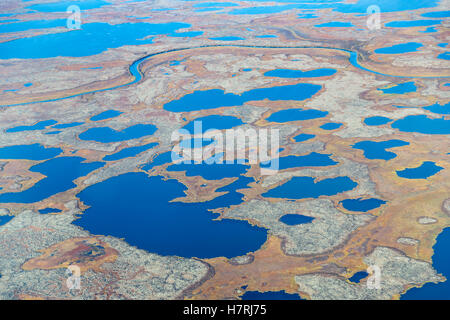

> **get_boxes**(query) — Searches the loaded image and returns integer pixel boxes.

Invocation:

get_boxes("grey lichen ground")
[295,247,442,300]
[0,204,209,299]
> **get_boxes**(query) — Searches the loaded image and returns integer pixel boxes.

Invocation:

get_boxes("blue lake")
[264,68,336,78]
[320,122,342,130]
[0,22,202,59]
[421,10,450,18]
[349,271,369,283]
[240,290,303,300]
[364,116,392,126]
[0,157,104,204]
[438,52,450,60]
[228,0,438,15]
[262,176,357,199]
[385,20,441,28]
[279,214,314,226]
[103,142,158,161]
[74,172,267,258]
[79,124,157,143]
[391,115,450,135]
[379,82,416,94]
[38,208,62,214]
[261,153,337,170]
[402,227,450,300]
[90,110,123,121]
[293,133,315,142]
[423,102,450,115]
[255,35,278,38]
[375,42,423,54]
[315,22,353,28]
[194,2,239,8]
[341,198,386,212]
[209,36,244,41]
[26,0,110,12]
[266,108,328,123]
[0,19,66,34]
[181,115,243,134]
[163,83,322,112]
[396,161,443,179]
[0,215,13,226]
[6,120,57,133]
[0,144,62,160]
[352,140,410,160]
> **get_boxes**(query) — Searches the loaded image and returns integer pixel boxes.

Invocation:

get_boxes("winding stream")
[1,44,448,108]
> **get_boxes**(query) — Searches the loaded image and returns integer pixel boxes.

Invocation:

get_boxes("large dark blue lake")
[74,173,267,258]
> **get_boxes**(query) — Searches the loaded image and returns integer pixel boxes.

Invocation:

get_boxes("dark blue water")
[90,110,123,121]
[379,82,416,94]
[396,161,443,179]
[74,173,267,258]
[349,271,369,283]
[229,0,438,15]
[391,115,450,135]
[0,19,66,34]
[261,153,337,170]
[181,115,243,133]
[0,144,62,160]
[375,42,423,54]
[279,214,314,226]
[420,26,437,33]
[0,22,201,59]
[6,120,57,133]
[364,116,392,126]
[438,52,450,60]
[163,83,322,112]
[352,139,410,160]
[341,198,386,212]
[255,35,278,38]
[401,227,450,300]
[421,10,450,18]
[0,157,104,203]
[79,124,157,143]
[315,22,353,27]
[385,20,441,28]
[293,133,315,142]
[320,122,342,130]
[266,108,328,123]
[194,2,239,8]
[210,36,244,41]
[53,122,84,129]
[424,102,450,115]
[264,68,336,78]
[0,215,13,226]
[103,142,158,161]
[38,208,62,214]
[26,0,110,12]
[262,176,357,199]
[240,290,303,300]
